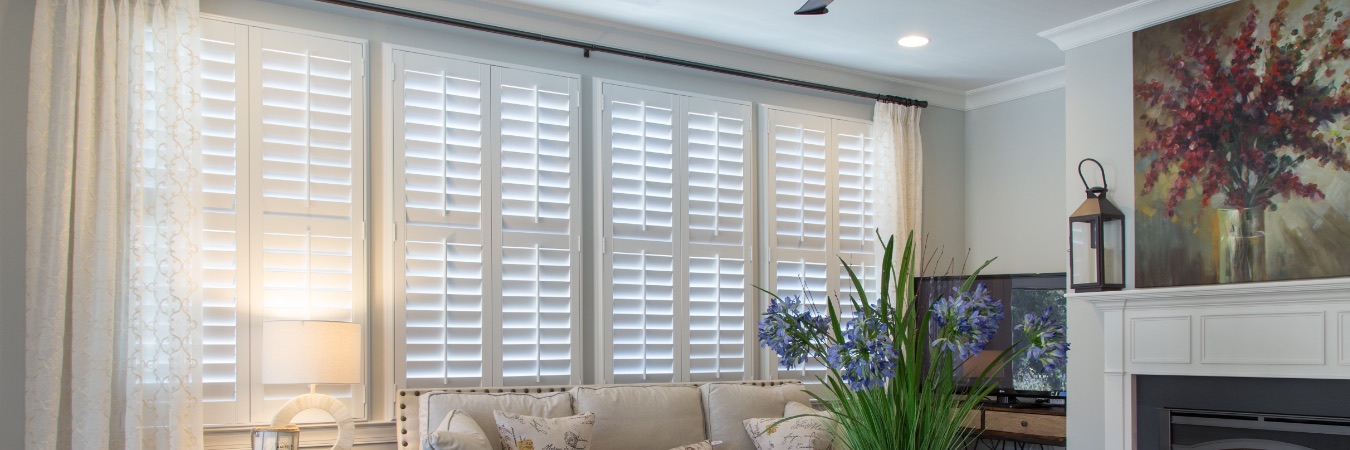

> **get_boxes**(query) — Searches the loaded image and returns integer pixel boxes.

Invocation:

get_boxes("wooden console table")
[966,405,1066,449]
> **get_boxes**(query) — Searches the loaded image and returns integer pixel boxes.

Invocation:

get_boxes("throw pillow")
[668,440,720,450]
[494,410,596,450]
[423,409,492,450]
[743,402,837,450]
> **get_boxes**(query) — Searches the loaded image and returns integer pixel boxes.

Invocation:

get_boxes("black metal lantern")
[1070,159,1125,292]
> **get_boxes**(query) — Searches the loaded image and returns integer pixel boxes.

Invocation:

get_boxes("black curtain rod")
[311,0,929,108]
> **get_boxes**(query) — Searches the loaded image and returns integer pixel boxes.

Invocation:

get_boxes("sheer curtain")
[26,0,204,448]
[871,102,924,258]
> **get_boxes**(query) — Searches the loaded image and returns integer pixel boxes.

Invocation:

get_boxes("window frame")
[200,14,372,426]
[590,78,759,384]
[384,44,584,390]
[756,104,876,383]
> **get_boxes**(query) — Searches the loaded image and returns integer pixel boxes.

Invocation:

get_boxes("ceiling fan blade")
[794,0,833,15]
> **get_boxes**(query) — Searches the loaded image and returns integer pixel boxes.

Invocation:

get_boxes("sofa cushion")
[494,411,596,450]
[571,385,707,450]
[700,383,812,450]
[422,391,573,450]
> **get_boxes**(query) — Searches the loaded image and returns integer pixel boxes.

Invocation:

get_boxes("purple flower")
[827,315,897,391]
[757,295,827,370]
[929,284,1004,361]
[1017,307,1070,371]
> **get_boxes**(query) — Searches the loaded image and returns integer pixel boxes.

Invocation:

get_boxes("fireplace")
[1071,278,1350,450]
[1136,375,1350,449]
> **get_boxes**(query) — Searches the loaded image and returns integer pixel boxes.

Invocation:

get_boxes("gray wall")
[1,0,33,445]
[920,105,968,273]
[964,89,1066,275]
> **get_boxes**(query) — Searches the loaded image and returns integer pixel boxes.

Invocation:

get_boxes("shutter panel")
[493,67,580,386]
[248,27,367,422]
[200,18,250,425]
[603,85,679,384]
[684,97,751,382]
[394,51,493,388]
[834,120,877,318]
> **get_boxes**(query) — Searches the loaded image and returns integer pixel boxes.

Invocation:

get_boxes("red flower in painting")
[1136,0,1350,217]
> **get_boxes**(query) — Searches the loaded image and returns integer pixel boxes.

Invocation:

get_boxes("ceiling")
[479,0,1137,91]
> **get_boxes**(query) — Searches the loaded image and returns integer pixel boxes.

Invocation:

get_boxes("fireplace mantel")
[1067,277,1350,450]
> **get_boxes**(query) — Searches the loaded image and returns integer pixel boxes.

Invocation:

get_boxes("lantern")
[1070,159,1125,292]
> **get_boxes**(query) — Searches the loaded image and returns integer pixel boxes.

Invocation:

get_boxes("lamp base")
[270,391,355,450]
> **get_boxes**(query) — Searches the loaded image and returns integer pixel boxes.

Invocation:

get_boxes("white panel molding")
[964,67,1065,110]
[358,0,968,109]
[1199,313,1325,365]
[1037,0,1237,51]
[1074,277,1350,450]
[1129,316,1190,364]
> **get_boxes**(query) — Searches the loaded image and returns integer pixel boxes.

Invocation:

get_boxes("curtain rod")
[311,0,929,108]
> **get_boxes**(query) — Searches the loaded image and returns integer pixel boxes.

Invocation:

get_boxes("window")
[390,48,582,388]
[200,17,368,425]
[760,106,876,382]
[597,82,754,384]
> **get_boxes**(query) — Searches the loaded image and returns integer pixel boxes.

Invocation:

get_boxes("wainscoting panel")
[1339,312,1350,366]
[1130,316,1191,364]
[1200,313,1325,365]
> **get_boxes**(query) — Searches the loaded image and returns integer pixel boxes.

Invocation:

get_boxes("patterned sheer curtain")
[26,0,204,448]
[871,102,923,261]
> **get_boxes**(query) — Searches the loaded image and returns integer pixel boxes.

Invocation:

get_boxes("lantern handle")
[1079,158,1107,191]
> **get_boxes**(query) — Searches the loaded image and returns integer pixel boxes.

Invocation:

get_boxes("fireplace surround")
[1071,278,1350,449]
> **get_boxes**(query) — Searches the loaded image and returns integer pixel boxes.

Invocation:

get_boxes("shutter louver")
[494,67,580,386]
[250,27,366,422]
[200,19,250,425]
[835,121,878,319]
[394,51,492,387]
[601,83,752,384]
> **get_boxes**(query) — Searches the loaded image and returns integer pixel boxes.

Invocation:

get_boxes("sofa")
[396,380,813,450]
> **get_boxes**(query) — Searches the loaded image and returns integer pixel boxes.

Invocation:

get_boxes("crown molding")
[1038,0,1236,51]
[964,66,1064,110]
[355,0,968,109]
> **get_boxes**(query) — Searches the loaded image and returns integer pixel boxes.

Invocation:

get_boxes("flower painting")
[1134,0,1350,287]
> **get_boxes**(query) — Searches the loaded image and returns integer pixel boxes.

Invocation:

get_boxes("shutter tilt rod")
[311,0,929,108]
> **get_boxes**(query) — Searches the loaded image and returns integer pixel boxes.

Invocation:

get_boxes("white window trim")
[590,78,759,384]
[200,13,373,426]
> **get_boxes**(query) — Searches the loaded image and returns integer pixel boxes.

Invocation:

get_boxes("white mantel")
[1068,277,1350,450]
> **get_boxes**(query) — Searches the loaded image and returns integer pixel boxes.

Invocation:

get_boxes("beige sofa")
[396,380,812,450]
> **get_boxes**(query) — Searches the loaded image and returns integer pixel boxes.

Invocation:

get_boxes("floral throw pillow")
[493,410,596,450]
[743,402,836,450]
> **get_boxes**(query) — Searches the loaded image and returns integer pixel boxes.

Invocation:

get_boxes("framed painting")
[1133,0,1350,288]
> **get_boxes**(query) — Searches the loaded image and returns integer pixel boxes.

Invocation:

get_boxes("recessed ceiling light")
[898,36,929,48]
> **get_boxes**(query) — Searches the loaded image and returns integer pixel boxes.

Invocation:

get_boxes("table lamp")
[262,321,362,450]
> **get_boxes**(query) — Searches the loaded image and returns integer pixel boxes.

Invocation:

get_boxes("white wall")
[1063,33,1135,450]
[964,89,1066,275]
[0,0,33,445]
[921,105,968,264]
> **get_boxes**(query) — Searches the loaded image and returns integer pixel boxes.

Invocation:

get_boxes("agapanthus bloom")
[825,314,898,391]
[1017,307,1070,371]
[757,295,828,369]
[929,284,1005,360]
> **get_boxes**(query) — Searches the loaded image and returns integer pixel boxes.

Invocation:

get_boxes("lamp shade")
[262,321,361,385]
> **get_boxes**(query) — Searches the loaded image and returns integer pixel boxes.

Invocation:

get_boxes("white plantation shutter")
[393,51,492,388]
[762,107,875,382]
[200,19,250,425]
[600,82,752,384]
[248,26,367,423]
[494,67,580,386]
[199,17,368,425]
[392,49,581,388]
